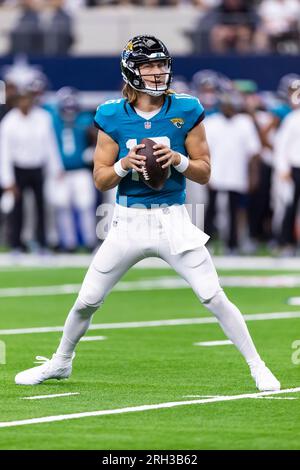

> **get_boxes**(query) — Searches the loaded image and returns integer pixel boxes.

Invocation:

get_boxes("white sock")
[56,298,99,358]
[203,290,263,368]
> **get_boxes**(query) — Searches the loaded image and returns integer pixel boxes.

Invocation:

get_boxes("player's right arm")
[93,130,146,192]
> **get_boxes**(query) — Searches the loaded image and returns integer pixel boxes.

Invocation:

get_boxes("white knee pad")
[74,297,102,317]
[202,289,226,308]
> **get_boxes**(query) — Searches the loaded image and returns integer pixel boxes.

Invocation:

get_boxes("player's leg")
[48,172,77,250]
[31,168,46,248]
[72,169,97,250]
[228,190,239,251]
[279,167,300,248]
[11,167,25,250]
[159,243,280,391]
[15,227,144,385]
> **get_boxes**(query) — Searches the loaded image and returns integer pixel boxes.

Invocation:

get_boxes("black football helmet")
[121,35,172,96]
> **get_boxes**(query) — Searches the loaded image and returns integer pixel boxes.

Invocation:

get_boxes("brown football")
[136,138,169,191]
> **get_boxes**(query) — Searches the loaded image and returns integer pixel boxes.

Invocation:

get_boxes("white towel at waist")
[156,204,210,255]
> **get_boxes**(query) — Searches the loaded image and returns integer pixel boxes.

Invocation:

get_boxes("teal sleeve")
[94,103,118,142]
[187,98,205,132]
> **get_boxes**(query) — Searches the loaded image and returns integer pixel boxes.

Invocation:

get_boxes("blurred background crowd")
[0,0,300,55]
[0,0,300,257]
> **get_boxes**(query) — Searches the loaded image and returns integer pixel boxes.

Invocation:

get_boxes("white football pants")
[79,203,220,307]
[56,203,262,368]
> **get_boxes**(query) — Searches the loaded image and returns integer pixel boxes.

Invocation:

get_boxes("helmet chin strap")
[128,79,168,96]
[140,88,166,97]
[135,67,169,96]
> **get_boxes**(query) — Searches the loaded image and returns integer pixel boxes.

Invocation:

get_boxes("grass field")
[0,260,300,450]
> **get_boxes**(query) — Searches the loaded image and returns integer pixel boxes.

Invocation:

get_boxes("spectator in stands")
[190,0,260,54]
[0,80,63,253]
[258,0,300,53]
[9,0,44,55]
[44,0,74,55]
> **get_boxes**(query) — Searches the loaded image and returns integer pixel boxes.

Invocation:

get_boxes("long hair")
[122,83,175,105]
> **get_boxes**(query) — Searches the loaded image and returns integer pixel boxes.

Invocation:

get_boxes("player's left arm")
[182,122,211,184]
[154,122,211,185]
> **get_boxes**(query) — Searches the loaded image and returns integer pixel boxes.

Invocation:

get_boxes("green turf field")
[0,264,300,450]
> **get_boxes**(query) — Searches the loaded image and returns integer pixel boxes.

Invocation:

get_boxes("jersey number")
[126,137,172,181]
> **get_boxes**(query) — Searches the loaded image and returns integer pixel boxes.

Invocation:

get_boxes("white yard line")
[80,336,107,342]
[21,393,80,401]
[1,387,300,429]
[2,274,300,298]
[194,340,233,346]
[1,253,300,270]
[287,297,300,305]
[182,395,220,398]
[0,284,81,297]
[253,397,297,400]
[1,311,300,336]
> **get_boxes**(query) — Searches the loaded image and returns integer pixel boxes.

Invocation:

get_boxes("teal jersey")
[46,105,94,171]
[94,94,205,208]
[270,103,292,122]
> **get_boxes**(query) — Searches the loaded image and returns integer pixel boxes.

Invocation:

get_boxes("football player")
[15,35,280,392]
[46,87,96,251]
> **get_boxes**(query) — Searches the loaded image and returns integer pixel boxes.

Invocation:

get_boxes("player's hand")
[4,184,19,198]
[56,171,65,181]
[280,171,292,182]
[122,144,146,173]
[153,144,181,169]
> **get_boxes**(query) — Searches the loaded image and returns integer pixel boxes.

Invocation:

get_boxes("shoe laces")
[34,356,50,365]
[34,352,75,366]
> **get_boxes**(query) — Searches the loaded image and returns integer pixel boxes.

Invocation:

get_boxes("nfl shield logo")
[144,121,151,130]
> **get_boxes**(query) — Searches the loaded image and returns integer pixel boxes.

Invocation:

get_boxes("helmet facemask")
[136,59,171,96]
[121,36,173,97]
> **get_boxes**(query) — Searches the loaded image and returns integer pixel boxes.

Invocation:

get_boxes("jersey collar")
[125,95,171,120]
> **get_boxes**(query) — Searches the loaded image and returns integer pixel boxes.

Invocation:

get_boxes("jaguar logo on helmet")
[121,35,173,97]
[126,41,133,51]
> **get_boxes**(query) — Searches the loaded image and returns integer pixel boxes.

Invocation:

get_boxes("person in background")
[192,0,259,54]
[258,0,300,53]
[0,80,63,253]
[204,91,261,253]
[277,73,300,116]
[44,0,74,55]
[0,78,18,245]
[186,70,227,230]
[10,0,44,55]
[274,78,300,254]
[46,87,97,252]
[191,69,231,116]
[171,75,191,95]
[235,80,278,250]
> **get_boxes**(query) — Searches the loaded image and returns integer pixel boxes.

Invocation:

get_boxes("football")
[136,138,169,191]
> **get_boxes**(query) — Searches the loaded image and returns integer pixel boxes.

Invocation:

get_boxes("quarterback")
[15,36,280,391]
